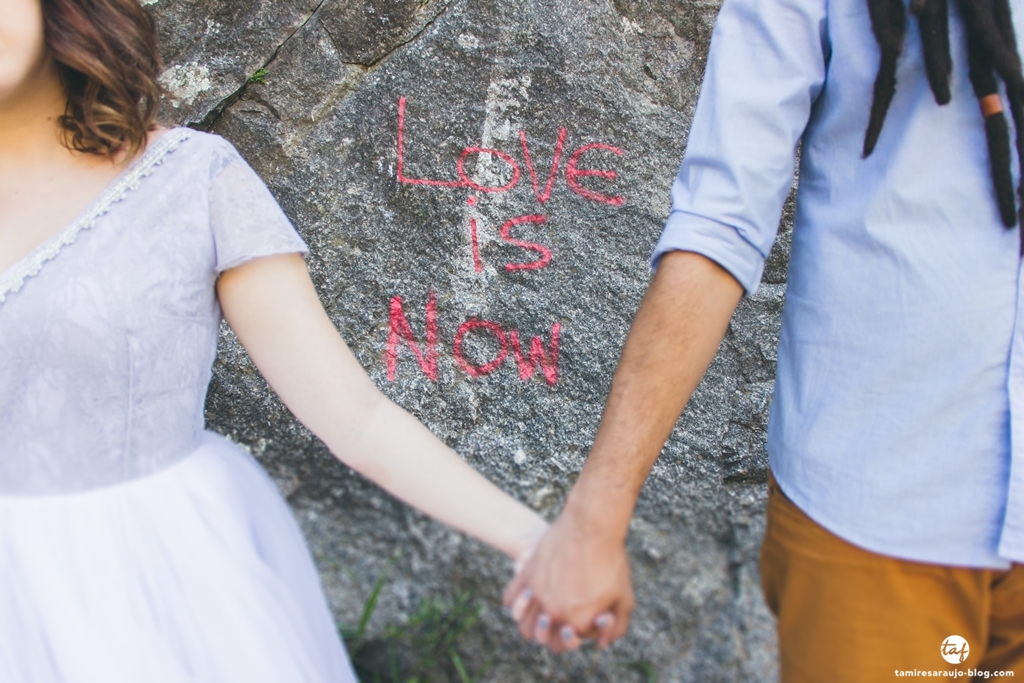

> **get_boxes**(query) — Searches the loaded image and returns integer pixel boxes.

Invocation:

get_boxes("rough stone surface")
[148,0,792,680]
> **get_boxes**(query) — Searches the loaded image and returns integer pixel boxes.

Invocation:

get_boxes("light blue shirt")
[654,0,1024,568]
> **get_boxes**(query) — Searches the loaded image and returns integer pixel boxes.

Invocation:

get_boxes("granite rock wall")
[150,0,790,680]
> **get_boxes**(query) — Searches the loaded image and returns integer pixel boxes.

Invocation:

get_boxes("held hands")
[495,253,740,652]
[503,503,635,652]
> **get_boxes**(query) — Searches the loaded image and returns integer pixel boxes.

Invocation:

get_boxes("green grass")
[341,562,656,683]
[341,559,492,683]
[623,660,658,683]
[247,67,268,84]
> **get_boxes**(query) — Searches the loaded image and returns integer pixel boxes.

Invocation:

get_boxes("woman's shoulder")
[158,128,243,166]
[141,128,257,191]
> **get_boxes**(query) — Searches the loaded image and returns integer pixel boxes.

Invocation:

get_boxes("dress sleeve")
[208,142,308,274]
[652,0,829,294]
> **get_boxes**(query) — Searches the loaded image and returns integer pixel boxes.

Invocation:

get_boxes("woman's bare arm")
[217,253,547,561]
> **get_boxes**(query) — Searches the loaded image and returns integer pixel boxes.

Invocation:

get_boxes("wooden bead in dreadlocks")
[991,0,1024,235]
[957,0,1024,232]
[865,0,1024,242]
[965,22,1016,226]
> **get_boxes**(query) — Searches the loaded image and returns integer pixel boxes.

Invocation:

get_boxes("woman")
[0,0,551,679]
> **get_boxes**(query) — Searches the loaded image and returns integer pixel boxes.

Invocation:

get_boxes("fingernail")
[560,625,575,644]
[510,589,533,620]
[536,613,550,632]
[595,613,612,630]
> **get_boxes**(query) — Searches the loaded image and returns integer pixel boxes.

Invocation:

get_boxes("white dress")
[0,129,358,682]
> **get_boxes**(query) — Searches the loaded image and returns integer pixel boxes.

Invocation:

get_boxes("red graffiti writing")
[510,324,560,385]
[387,293,560,385]
[457,147,520,193]
[520,128,566,204]
[397,97,623,205]
[500,214,551,271]
[389,97,602,387]
[396,98,463,188]
[387,291,438,381]
[454,319,508,377]
[565,143,625,206]
[469,217,483,272]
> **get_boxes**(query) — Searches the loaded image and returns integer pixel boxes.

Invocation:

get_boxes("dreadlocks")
[865,0,1024,247]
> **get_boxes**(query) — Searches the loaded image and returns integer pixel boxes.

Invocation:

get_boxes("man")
[506,0,1024,678]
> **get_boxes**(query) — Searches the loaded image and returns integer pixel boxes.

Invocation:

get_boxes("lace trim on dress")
[0,128,195,305]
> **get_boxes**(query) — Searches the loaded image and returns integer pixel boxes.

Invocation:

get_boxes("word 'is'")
[387,292,560,386]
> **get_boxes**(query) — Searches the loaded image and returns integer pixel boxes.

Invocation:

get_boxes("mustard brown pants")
[760,474,1024,682]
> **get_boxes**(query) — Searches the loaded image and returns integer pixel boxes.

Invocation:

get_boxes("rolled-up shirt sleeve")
[652,0,828,294]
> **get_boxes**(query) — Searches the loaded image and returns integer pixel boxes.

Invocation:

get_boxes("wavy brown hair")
[43,0,164,158]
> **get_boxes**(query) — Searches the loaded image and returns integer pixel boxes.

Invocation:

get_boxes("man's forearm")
[565,250,744,541]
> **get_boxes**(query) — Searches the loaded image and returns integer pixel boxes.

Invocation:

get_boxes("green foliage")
[623,660,658,683]
[340,560,656,682]
[247,67,268,84]
[339,562,391,643]
[341,560,492,683]
[451,652,490,683]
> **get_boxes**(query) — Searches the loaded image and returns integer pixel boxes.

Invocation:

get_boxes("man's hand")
[501,251,743,653]
[503,500,633,652]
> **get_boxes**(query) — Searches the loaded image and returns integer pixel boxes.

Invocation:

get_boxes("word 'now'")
[387,292,561,385]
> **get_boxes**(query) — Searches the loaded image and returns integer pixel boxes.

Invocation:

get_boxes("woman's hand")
[504,502,633,652]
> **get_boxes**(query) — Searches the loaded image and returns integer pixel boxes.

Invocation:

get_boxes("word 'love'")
[397,96,624,206]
